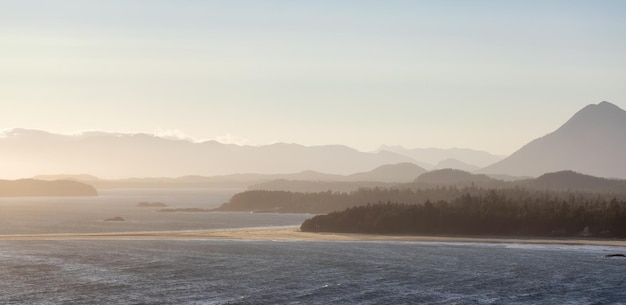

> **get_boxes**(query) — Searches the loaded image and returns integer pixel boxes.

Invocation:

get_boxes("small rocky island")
[158,208,210,213]
[137,201,168,207]
[104,216,125,222]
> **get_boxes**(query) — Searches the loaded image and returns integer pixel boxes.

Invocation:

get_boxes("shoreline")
[0,227,625,247]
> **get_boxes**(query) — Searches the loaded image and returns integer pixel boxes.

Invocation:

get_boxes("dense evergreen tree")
[216,186,626,237]
[300,191,626,238]
[216,186,626,215]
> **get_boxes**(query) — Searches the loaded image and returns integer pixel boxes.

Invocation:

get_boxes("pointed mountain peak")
[555,101,626,134]
[481,101,626,178]
[597,101,622,110]
[575,101,624,116]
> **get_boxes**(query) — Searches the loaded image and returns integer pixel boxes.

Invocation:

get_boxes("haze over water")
[0,189,310,234]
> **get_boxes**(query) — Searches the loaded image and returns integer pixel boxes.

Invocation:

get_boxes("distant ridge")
[0,129,414,178]
[0,179,97,197]
[524,170,626,192]
[413,169,503,188]
[407,169,626,193]
[31,167,626,194]
[380,146,503,169]
[481,101,626,179]
[433,159,479,172]
[248,163,426,192]
[29,163,424,190]
[348,163,427,182]
[216,169,626,214]
[32,174,100,182]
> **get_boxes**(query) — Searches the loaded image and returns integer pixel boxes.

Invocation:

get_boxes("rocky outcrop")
[158,208,210,213]
[137,202,168,207]
[104,216,125,222]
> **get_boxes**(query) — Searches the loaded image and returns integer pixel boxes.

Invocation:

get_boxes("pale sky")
[1,0,625,155]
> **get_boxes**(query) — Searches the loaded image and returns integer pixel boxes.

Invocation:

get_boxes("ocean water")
[1,240,625,304]
[1,189,625,304]
[0,189,310,234]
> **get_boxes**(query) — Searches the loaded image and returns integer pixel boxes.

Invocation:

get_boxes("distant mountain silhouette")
[482,101,626,179]
[347,163,427,182]
[0,179,97,197]
[30,171,346,189]
[521,170,626,192]
[408,169,626,194]
[248,163,425,192]
[410,168,626,193]
[27,164,424,190]
[380,146,503,169]
[413,169,503,188]
[433,159,479,172]
[0,129,414,178]
[32,174,100,182]
[177,171,346,183]
[247,180,397,193]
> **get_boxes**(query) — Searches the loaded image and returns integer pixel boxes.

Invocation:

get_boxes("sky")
[1,0,625,156]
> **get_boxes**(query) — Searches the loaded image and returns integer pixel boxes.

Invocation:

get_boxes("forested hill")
[214,186,625,215]
[247,170,626,194]
[215,187,480,214]
[407,169,626,192]
[300,192,626,238]
[0,179,98,197]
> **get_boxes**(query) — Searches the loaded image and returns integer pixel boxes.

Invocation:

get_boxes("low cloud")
[214,133,250,146]
[155,129,250,146]
[154,128,198,142]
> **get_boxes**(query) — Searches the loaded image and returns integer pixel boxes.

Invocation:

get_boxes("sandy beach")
[0,227,625,247]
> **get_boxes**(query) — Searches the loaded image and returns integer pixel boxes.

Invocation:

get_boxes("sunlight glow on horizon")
[1,0,625,156]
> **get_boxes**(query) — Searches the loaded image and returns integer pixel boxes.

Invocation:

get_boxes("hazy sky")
[1,0,625,155]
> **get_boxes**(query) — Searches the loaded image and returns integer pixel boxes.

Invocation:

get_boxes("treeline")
[300,191,626,238]
[216,187,470,214]
[247,180,397,194]
[247,170,626,195]
[215,186,625,215]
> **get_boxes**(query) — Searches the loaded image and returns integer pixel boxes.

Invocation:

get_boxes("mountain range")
[248,169,626,195]
[377,146,503,169]
[0,129,416,178]
[410,169,626,193]
[0,130,484,179]
[33,163,426,189]
[2,101,624,179]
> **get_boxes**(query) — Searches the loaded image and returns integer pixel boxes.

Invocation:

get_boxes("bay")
[0,189,310,234]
